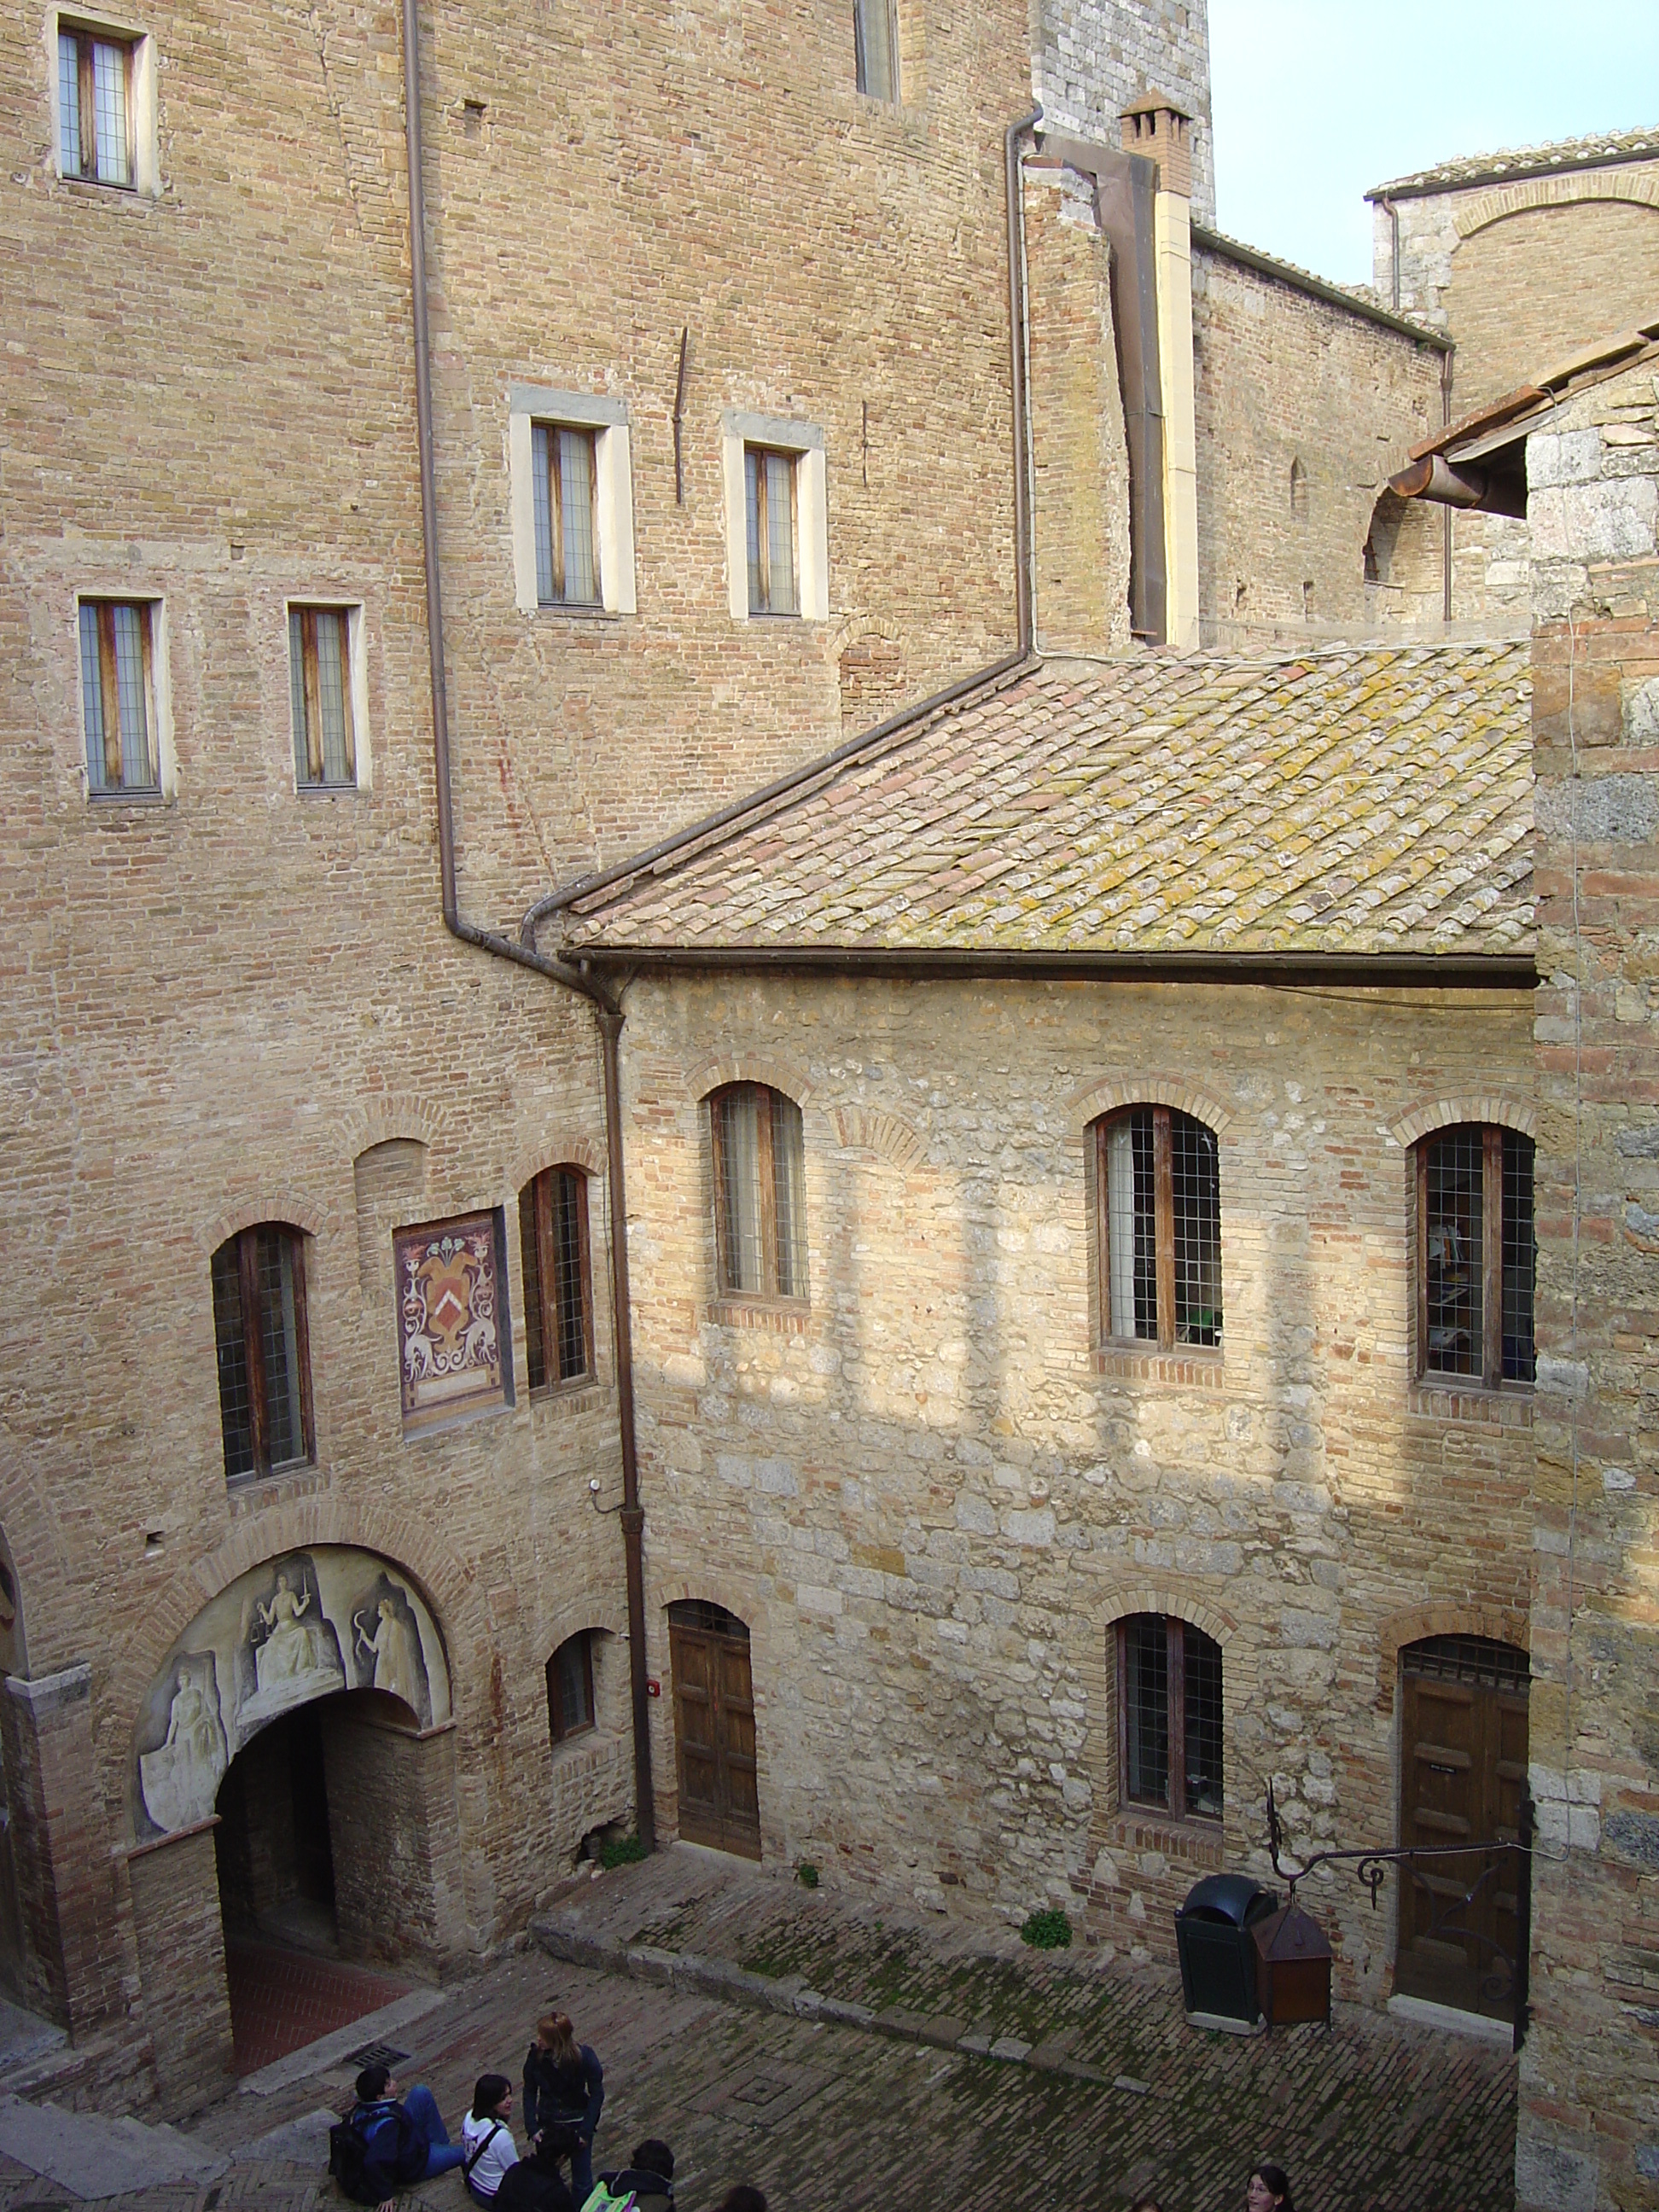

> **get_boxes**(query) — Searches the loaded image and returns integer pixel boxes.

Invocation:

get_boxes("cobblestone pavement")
[0,1846,1516,2210]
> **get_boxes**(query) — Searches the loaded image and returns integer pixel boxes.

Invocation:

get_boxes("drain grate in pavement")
[344,2040,411,2071]
[696,2062,829,2128]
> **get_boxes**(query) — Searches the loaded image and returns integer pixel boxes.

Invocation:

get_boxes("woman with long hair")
[522,2011,604,2207]
[1248,2164,1294,2212]
[461,2074,520,2203]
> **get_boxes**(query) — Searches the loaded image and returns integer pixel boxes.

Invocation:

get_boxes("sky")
[1207,0,1659,288]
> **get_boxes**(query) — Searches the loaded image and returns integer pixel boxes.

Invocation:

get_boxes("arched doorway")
[130,1546,458,2077]
[667,1601,760,1860]
[1394,1633,1529,2020]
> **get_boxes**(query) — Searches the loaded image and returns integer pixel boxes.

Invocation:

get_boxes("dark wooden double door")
[669,1601,760,1860]
[1396,1636,1529,2020]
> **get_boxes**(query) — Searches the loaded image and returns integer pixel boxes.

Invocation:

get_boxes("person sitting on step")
[493,2120,581,2212]
[594,2137,677,2212]
[338,2061,466,2210]
[462,2073,522,2203]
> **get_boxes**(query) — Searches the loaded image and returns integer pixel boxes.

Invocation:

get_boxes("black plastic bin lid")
[1177,1872,1278,1924]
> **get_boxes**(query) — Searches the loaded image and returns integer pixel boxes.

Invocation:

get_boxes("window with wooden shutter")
[288,607,358,789]
[58,25,134,187]
[1096,1106,1221,1348]
[744,447,800,616]
[1117,1613,1223,1822]
[710,1084,807,1301]
[210,1225,315,1484]
[1417,1125,1534,1387]
[546,1632,596,1744]
[519,1167,595,1391]
[79,599,158,793]
[532,423,601,606]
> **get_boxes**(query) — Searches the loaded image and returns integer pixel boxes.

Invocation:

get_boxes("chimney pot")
[1119,93,1193,201]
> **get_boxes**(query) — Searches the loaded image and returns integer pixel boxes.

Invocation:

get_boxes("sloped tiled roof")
[1368,125,1659,201]
[556,646,1533,961]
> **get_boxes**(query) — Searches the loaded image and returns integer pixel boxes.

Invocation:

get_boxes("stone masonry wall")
[1520,360,1659,2212]
[619,969,1534,1999]
[1191,244,1443,641]
[1032,0,1214,225]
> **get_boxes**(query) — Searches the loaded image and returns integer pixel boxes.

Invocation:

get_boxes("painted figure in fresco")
[355,1595,422,1711]
[254,1570,328,1690]
[139,1667,226,1832]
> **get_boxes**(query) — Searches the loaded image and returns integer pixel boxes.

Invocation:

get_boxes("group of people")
[331,2009,768,2212]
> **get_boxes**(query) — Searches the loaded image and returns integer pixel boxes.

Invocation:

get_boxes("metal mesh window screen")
[1184,1626,1224,1817]
[1171,1111,1221,1345]
[671,1599,749,1638]
[1124,1615,1169,1806]
[519,1184,546,1392]
[746,448,798,614]
[1502,1131,1536,1382]
[853,0,897,96]
[313,610,352,783]
[533,424,555,602]
[290,608,356,787]
[717,1088,765,1294]
[558,430,598,605]
[1403,1634,1530,1691]
[552,1168,589,1380]
[1105,1110,1157,1338]
[110,602,150,785]
[78,605,106,782]
[254,1228,304,1466]
[1425,1127,1483,1376]
[80,602,155,792]
[58,34,80,172]
[91,38,128,185]
[771,1095,807,1298]
[211,1241,255,1480]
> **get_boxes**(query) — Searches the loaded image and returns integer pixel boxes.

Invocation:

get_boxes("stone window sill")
[1410,1379,1534,1429]
[1093,1344,1225,1388]
[707,1298,810,1335]
[529,1378,608,1415]
[226,1460,329,1516]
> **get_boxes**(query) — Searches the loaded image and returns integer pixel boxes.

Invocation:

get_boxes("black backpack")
[329,2103,426,2204]
[495,2157,576,2212]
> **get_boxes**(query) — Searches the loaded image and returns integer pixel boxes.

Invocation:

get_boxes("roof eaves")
[1366,128,1659,201]
[1192,225,1451,349]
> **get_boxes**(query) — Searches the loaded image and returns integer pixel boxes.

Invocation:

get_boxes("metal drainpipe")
[1441,345,1455,624]
[399,0,655,1851]
[1006,108,1042,657]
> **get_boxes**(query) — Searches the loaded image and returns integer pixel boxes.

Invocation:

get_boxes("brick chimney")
[1121,93,1198,650]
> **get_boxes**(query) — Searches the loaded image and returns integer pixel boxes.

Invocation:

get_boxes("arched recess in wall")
[127,1544,451,1845]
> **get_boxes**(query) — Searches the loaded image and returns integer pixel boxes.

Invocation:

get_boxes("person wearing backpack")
[493,2121,580,2212]
[329,2062,466,2209]
[591,2138,676,2212]
[522,2011,604,2208]
[461,2074,521,2203]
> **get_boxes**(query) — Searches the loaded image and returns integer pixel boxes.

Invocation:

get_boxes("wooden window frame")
[521,1166,595,1393]
[537,422,601,607]
[80,597,158,793]
[1416,1124,1532,1391]
[59,22,134,188]
[546,1631,596,1745]
[290,605,358,789]
[213,1225,315,1485]
[1115,1614,1220,1826]
[745,445,800,617]
[709,1083,806,1304]
[1095,1104,1220,1352]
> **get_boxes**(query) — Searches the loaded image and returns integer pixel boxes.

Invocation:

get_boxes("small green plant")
[598,1832,649,1870]
[795,1860,820,1888]
[1019,1906,1073,1950]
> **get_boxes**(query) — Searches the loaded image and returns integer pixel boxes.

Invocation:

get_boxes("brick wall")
[1031,0,1214,225]
[126,1828,235,2112]
[618,970,1535,1997]
[1520,359,1659,2212]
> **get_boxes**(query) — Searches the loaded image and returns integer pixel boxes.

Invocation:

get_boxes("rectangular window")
[745,447,799,616]
[288,607,358,789]
[1098,1106,1221,1348]
[79,599,157,793]
[211,1225,314,1483]
[712,1085,807,1301]
[1118,1614,1223,1822]
[853,0,898,98]
[58,24,132,186]
[533,423,600,606]
[1420,1125,1535,1387]
[547,1632,595,1743]
[520,1167,594,1391]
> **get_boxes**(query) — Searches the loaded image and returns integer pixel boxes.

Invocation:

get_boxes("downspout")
[399,0,655,1849]
[1006,108,1042,656]
[1380,195,1400,313]
[1441,344,1454,623]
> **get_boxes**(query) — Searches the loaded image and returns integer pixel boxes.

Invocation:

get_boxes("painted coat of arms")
[393,1211,507,1429]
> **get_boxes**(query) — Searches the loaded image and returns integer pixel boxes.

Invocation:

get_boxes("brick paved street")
[0,1846,1516,2210]
[224,1940,413,2075]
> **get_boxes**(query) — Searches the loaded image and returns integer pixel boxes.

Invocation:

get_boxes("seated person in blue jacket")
[347,2061,466,2209]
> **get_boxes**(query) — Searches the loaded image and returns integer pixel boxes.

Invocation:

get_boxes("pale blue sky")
[1208,0,1659,287]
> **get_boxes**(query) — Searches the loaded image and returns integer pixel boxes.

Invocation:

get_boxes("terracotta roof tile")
[1368,125,1659,201]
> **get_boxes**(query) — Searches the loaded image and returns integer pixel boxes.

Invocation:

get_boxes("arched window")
[519,1167,594,1390]
[1116,1613,1222,1821]
[709,1084,807,1301]
[210,1225,313,1482]
[1095,1106,1221,1348]
[546,1632,596,1745]
[1417,1125,1535,1386]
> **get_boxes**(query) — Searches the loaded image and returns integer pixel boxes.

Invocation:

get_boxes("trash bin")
[1174,1872,1279,2029]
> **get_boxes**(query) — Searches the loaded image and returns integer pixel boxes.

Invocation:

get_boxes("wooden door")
[668,1602,761,1860]
[1396,1636,1529,2019]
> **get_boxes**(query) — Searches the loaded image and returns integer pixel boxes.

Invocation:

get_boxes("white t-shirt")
[461,2110,521,2197]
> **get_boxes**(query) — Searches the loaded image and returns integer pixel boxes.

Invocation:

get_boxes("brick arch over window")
[505,1132,606,1193]
[655,1575,771,1643]
[1375,1603,1529,1713]
[1390,1095,1535,1150]
[830,1104,925,1171]
[1453,169,1659,239]
[1069,1076,1233,1142]
[195,1192,326,1256]
[337,1100,451,1166]
[1096,1582,1240,1651]
[688,1054,814,1110]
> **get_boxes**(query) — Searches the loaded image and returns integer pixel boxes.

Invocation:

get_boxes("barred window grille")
[1119,1613,1223,1821]
[1419,1125,1534,1387]
[210,1225,313,1484]
[520,1167,594,1391]
[79,600,157,792]
[533,423,600,605]
[744,448,799,616]
[853,0,898,97]
[1097,1105,1222,1348]
[58,28,132,186]
[712,1084,808,1301]
[289,608,358,788]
